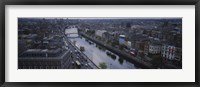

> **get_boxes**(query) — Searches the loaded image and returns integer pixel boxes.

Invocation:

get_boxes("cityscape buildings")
[18,17,182,69]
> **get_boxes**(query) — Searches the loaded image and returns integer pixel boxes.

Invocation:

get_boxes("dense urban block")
[18,18,182,69]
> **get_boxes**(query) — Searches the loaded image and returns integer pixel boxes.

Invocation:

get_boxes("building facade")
[148,43,161,54]
[119,35,126,45]
[18,48,71,69]
[161,44,176,60]
[95,30,107,37]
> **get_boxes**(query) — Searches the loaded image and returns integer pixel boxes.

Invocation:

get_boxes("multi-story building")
[148,43,161,54]
[161,44,176,60]
[102,32,112,41]
[135,41,146,51]
[124,41,132,48]
[174,47,182,61]
[18,48,71,69]
[95,30,107,37]
[144,43,149,55]
[119,35,126,45]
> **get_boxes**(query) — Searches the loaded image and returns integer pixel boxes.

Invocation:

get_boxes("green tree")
[80,46,85,52]
[111,41,119,47]
[99,62,107,69]
[150,55,163,68]
[106,40,111,44]
[125,37,129,41]
[119,44,126,50]
[118,57,124,64]
[139,52,145,58]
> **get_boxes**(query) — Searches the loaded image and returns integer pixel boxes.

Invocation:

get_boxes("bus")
[75,60,81,69]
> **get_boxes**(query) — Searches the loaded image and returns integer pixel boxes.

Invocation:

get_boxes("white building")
[95,30,107,37]
[65,28,78,37]
[148,43,161,54]
[124,41,132,48]
[119,35,126,45]
[174,47,182,61]
[161,44,176,60]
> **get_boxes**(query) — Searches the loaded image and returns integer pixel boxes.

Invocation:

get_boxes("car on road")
[85,64,88,67]
[71,61,75,65]
[75,50,78,53]
[75,60,81,69]
[76,57,79,59]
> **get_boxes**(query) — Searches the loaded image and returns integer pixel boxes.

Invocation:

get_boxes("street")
[63,35,98,69]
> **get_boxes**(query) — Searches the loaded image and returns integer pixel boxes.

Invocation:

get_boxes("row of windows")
[149,51,160,54]
[162,50,177,54]
[19,66,61,69]
[149,48,160,51]
[161,51,175,54]
[20,49,66,57]
[21,53,61,57]
[19,61,61,66]
[162,54,175,59]
[162,46,176,50]
[162,52,173,55]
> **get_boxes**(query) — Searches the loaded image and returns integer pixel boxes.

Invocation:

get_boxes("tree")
[99,62,107,69]
[125,37,130,41]
[80,46,85,52]
[118,57,124,64]
[111,41,119,47]
[111,42,116,47]
[119,44,126,50]
[139,52,145,58]
[150,55,163,68]
[106,40,111,44]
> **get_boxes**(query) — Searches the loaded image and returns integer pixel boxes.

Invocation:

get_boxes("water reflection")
[70,37,136,69]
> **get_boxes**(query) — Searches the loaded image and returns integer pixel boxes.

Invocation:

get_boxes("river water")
[70,36,136,69]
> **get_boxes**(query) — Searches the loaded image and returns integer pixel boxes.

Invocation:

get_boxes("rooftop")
[19,49,69,59]
[119,35,125,37]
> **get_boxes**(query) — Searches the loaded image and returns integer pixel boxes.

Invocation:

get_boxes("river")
[70,36,136,69]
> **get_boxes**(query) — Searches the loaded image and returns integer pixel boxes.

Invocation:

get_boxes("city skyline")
[18,17,182,69]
